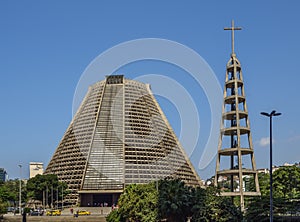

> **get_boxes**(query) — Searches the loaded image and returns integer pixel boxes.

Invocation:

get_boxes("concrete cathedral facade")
[45,75,201,206]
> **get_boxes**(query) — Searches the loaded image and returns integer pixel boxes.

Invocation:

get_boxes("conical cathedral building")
[45,75,201,206]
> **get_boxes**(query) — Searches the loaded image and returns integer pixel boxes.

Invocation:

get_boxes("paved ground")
[2,207,111,222]
[61,207,112,215]
[1,215,107,222]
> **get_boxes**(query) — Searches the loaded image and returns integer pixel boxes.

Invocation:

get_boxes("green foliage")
[251,166,300,200]
[158,179,242,221]
[0,185,12,202]
[258,173,270,196]
[217,180,238,192]
[107,179,242,222]
[26,174,68,206]
[246,173,269,196]
[23,207,31,214]
[273,166,300,198]
[0,202,7,215]
[245,166,300,220]
[245,196,299,221]
[107,182,158,222]
[192,186,242,222]
[106,208,124,222]
[0,179,21,205]
[0,181,14,215]
[245,196,269,221]
[26,174,57,201]
[158,178,193,222]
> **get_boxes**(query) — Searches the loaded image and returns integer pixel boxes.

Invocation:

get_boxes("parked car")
[30,210,39,216]
[77,210,91,216]
[7,207,14,212]
[46,209,61,216]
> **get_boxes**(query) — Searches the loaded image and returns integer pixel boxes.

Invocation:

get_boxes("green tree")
[273,166,300,199]
[191,186,242,222]
[245,166,300,220]
[0,203,7,216]
[0,185,13,203]
[0,179,23,207]
[247,173,269,197]
[245,196,269,221]
[0,185,8,215]
[258,173,270,197]
[26,174,68,207]
[158,178,193,222]
[106,208,123,222]
[107,182,158,222]
[107,179,243,222]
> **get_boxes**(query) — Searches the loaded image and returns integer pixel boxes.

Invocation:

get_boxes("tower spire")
[215,21,260,211]
[224,20,242,56]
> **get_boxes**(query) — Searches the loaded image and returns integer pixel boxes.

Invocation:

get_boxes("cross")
[224,20,242,55]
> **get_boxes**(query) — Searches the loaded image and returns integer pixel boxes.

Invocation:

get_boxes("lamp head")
[261,111,282,117]
[261,112,270,117]
[273,112,282,116]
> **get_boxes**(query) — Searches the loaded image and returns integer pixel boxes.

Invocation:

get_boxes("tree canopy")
[26,174,68,206]
[107,179,241,222]
[245,166,300,220]
[273,165,300,199]
[0,179,22,215]
[158,178,193,221]
[107,182,158,222]
[0,174,69,216]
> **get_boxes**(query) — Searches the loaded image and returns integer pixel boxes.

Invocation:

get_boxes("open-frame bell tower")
[215,20,260,211]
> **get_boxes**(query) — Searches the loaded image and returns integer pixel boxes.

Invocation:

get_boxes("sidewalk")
[60,206,112,215]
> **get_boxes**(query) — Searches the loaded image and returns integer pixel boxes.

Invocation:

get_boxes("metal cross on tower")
[215,20,261,211]
[224,20,242,56]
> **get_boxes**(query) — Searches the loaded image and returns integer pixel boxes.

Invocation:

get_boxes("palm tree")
[158,178,192,222]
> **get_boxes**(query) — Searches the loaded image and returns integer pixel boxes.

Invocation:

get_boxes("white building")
[29,162,44,178]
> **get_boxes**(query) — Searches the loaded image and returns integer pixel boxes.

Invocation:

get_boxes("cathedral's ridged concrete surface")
[45,75,201,206]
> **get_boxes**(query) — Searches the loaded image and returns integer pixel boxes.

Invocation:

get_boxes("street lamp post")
[18,164,22,215]
[261,110,281,222]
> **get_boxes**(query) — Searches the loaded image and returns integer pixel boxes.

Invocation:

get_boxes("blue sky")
[0,1,299,180]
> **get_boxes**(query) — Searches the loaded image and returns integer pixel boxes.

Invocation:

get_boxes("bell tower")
[215,20,260,211]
